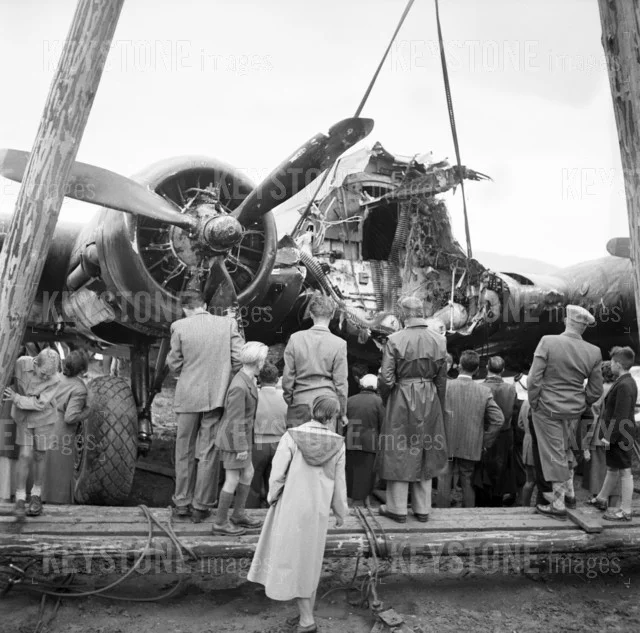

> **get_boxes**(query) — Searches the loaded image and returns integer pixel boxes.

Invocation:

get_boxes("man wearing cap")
[528,305,603,519]
[377,296,448,523]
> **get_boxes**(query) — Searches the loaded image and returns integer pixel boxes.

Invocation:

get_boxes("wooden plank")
[3,501,638,519]
[2,504,639,537]
[0,508,593,533]
[566,508,603,534]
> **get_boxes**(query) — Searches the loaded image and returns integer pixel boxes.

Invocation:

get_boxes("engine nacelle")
[61,156,277,344]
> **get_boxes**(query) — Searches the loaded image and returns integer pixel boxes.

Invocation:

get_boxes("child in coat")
[587,347,638,521]
[213,341,269,535]
[43,350,91,504]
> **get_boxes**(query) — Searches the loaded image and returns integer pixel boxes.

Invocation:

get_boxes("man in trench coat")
[528,304,602,520]
[377,296,448,522]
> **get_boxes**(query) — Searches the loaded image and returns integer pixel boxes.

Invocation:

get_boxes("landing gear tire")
[74,376,138,505]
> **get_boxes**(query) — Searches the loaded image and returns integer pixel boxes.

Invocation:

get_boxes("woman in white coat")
[248,395,348,633]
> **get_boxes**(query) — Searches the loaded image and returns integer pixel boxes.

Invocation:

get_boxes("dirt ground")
[4,568,640,633]
[3,380,640,632]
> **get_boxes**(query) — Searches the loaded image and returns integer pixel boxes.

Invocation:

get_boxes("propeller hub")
[202,214,244,253]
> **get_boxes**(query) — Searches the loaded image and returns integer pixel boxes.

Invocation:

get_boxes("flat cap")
[566,304,595,325]
[398,296,424,312]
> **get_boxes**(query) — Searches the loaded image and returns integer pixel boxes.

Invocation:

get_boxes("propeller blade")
[0,149,195,230]
[204,256,239,315]
[233,117,374,227]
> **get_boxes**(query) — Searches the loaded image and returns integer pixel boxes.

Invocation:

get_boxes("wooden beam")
[2,504,640,577]
[598,0,640,330]
[0,0,125,393]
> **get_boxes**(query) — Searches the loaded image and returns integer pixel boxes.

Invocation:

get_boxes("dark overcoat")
[601,373,637,470]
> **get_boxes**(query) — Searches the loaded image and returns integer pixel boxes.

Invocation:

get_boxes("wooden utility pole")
[0,0,124,391]
[598,0,640,338]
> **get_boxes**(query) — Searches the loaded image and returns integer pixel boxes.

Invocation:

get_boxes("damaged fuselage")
[288,142,637,369]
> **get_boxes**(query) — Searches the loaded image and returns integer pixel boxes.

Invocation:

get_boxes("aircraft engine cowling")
[62,156,277,342]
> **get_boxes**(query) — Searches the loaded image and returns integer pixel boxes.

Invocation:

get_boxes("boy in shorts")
[213,341,268,535]
[3,348,61,518]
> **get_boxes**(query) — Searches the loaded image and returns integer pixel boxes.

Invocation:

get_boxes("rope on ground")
[0,505,197,603]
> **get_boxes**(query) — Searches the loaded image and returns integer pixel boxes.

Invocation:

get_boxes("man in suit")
[528,304,603,520]
[377,296,449,523]
[167,290,243,521]
[476,356,519,506]
[282,293,348,431]
[437,350,504,508]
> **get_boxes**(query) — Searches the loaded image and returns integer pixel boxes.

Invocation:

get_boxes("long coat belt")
[396,377,434,410]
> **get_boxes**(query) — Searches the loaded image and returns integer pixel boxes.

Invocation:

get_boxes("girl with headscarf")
[248,395,348,633]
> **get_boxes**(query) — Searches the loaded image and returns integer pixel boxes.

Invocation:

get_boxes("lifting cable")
[321,504,390,610]
[291,0,416,239]
[434,0,473,261]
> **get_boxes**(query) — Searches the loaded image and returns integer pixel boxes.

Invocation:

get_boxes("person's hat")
[359,374,378,390]
[566,304,595,326]
[398,296,423,311]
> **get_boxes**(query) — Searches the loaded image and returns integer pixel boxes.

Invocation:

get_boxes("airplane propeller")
[0,148,194,229]
[0,117,374,312]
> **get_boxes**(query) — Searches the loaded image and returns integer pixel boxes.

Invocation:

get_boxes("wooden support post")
[0,0,125,392]
[598,1,640,330]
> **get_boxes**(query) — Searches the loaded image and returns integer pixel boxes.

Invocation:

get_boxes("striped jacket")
[443,375,504,461]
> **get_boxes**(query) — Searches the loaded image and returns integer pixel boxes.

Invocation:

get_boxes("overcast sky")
[0,0,629,268]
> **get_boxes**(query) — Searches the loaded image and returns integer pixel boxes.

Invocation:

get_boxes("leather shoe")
[378,505,407,523]
[212,521,246,536]
[535,503,567,520]
[564,496,576,510]
[230,514,263,529]
[191,508,211,523]
[13,499,26,519]
[26,495,43,517]
[414,513,429,523]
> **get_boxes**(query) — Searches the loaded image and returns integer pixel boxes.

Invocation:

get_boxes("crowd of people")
[165,291,638,633]
[0,289,637,633]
